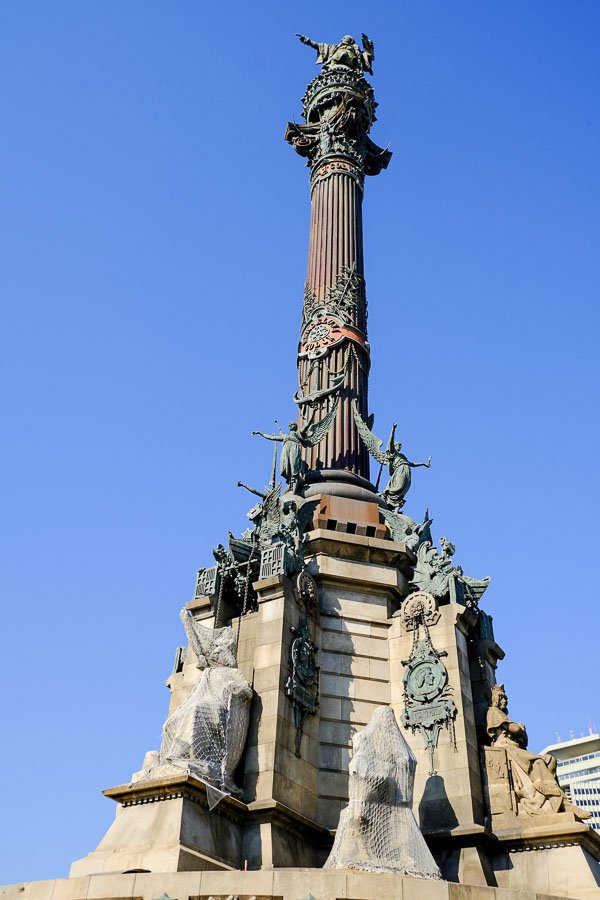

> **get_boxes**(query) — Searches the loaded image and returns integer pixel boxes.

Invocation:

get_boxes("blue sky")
[1,0,599,884]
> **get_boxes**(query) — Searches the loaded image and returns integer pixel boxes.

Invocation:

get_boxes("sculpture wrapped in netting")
[135,609,252,800]
[324,706,441,878]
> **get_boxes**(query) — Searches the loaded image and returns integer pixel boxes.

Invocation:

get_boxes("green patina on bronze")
[285,570,320,758]
[297,33,375,76]
[252,397,339,494]
[410,535,491,606]
[399,594,457,776]
[352,399,432,509]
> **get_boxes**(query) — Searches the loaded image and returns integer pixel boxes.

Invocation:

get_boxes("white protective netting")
[324,706,441,878]
[135,609,252,803]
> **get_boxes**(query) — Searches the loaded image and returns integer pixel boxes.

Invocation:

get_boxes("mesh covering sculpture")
[136,609,252,798]
[324,706,441,878]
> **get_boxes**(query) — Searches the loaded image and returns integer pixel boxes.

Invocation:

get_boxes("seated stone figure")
[135,609,252,797]
[325,706,440,878]
[486,684,589,819]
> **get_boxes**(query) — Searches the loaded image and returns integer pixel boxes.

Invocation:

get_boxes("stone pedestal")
[484,817,600,897]
[480,745,600,896]
[239,571,327,868]
[70,776,244,876]
[242,510,412,856]
[2,866,579,900]
[67,501,600,895]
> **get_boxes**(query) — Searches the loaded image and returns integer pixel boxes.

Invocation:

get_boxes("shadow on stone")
[418,774,459,833]
[241,692,263,804]
[419,773,459,883]
[493,852,515,873]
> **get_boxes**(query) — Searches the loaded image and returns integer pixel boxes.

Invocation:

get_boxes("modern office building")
[542,732,600,832]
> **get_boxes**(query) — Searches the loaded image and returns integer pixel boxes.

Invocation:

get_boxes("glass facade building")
[541,733,600,832]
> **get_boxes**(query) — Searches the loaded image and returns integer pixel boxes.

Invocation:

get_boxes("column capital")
[285,68,391,176]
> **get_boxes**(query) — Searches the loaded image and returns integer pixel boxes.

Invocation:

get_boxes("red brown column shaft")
[299,159,369,475]
[285,59,391,487]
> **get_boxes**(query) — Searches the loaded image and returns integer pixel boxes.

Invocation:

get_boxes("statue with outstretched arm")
[252,424,304,494]
[296,32,374,76]
[352,399,431,510]
[237,481,266,500]
[297,34,320,52]
[253,397,339,495]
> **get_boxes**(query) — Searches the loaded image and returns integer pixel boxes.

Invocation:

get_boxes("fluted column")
[307,166,365,330]
[285,55,391,484]
[299,161,369,475]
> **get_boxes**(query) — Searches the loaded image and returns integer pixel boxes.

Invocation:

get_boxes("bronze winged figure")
[253,396,339,494]
[352,399,431,510]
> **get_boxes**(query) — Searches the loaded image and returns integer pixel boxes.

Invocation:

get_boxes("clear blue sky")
[1,0,599,884]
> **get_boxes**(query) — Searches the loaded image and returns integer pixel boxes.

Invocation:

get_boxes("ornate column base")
[302,468,385,505]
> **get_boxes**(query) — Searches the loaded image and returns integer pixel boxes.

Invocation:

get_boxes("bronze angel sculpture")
[238,454,318,575]
[238,481,309,552]
[253,397,339,495]
[237,444,285,549]
[352,399,431,510]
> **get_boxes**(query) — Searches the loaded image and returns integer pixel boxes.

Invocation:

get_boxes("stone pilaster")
[389,605,488,837]
[241,574,328,868]
[305,527,410,828]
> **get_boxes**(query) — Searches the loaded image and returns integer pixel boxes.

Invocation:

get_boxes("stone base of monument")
[69,776,246,876]
[309,493,388,539]
[70,774,331,877]
[3,867,598,900]
[424,822,600,897]
[63,520,600,898]
[493,828,600,897]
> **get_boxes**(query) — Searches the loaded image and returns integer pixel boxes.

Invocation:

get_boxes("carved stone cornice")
[102,773,333,854]
[103,774,246,824]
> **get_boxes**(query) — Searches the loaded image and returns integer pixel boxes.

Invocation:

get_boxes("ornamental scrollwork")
[399,592,457,775]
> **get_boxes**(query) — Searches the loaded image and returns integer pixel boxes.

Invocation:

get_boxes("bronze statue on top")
[297,33,375,76]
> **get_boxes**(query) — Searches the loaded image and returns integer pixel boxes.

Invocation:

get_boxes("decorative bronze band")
[298,317,367,361]
[310,157,364,192]
[302,76,375,118]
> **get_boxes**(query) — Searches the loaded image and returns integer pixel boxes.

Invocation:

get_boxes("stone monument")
[4,30,600,900]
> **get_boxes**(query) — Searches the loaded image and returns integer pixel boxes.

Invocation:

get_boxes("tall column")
[286,54,391,483]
